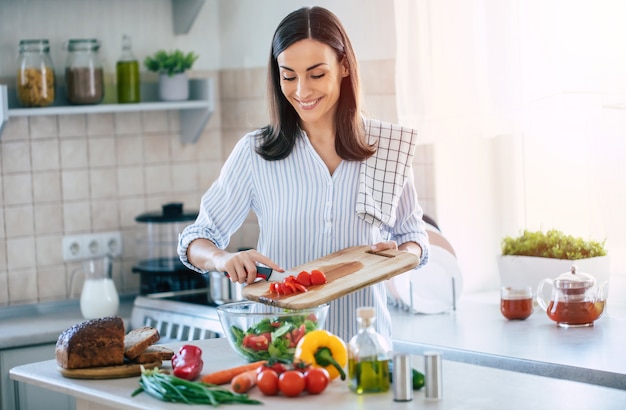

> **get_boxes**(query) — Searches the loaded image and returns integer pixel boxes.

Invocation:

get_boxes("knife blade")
[223,266,300,281]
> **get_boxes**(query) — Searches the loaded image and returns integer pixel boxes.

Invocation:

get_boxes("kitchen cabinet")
[1,344,75,410]
[0,78,214,144]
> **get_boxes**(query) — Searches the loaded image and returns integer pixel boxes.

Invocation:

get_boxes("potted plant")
[144,50,199,101]
[498,229,609,292]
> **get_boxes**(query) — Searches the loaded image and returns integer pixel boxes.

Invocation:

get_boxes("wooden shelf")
[172,0,206,35]
[0,78,214,144]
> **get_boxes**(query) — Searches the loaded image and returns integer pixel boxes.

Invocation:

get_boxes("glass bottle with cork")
[348,306,392,394]
[116,34,140,103]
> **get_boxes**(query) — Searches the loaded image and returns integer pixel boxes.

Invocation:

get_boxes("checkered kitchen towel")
[356,119,418,228]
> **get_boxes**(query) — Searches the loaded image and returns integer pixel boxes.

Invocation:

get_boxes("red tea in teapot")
[546,300,605,327]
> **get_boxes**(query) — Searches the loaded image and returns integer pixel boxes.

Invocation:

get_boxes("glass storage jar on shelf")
[65,38,104,104]
[16,39,56,107]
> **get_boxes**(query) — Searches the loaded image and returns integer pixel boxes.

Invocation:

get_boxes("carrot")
[230,369,258,393]
[200,360,266,385]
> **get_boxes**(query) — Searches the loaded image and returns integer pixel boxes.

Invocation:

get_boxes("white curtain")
[395,0,626,292]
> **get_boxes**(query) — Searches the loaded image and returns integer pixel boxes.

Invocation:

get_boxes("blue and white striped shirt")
[178,126,429,343]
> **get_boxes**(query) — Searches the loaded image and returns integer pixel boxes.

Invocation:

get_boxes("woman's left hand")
[371,240,423,260]
[370,241,398,252]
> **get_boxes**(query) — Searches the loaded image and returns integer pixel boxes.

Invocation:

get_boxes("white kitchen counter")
[0,296,135,349]
[391,289,626,389]
[10,338,626,410]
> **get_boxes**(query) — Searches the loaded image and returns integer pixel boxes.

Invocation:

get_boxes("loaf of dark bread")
[55,316,125,369]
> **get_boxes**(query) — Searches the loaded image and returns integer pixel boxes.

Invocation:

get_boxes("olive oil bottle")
[348,306,391,394]
[116,35,140,103]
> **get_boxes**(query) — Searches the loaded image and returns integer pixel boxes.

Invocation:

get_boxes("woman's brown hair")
[256,6,375,161]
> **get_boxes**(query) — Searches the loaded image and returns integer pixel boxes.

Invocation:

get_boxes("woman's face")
[277,38,348,129]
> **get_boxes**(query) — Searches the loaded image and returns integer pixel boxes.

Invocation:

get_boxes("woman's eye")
[311,74,325,79]
[282,76,296,82]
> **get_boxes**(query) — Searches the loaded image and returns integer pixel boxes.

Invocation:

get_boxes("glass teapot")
[69,255,119,319]
[536,265,608,328]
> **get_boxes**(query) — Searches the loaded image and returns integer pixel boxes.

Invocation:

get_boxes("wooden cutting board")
[242,245,420,309]
[57,361,162,379]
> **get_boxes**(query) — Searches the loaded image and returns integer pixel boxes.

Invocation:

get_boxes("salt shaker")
[392,353,413,402]
[424,351,443,400]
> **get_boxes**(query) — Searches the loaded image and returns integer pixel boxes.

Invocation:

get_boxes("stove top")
[131,289,224,343]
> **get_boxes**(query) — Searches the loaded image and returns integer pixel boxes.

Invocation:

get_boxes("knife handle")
[223,266,273,281]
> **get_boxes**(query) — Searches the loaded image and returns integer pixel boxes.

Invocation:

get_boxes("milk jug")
[70,256,119,319]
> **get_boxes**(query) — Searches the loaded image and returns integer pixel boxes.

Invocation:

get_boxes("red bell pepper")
[171,344,203,380]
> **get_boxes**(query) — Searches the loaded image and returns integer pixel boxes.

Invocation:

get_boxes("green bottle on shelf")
[116,35,140,103]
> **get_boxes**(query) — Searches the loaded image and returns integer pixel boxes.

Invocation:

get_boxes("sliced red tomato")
[306,313,318,322]
[310,269,327,285]
[243,332,271,351]
[296,271,312,287]
[290,324,306,346]
[281,282,295,295]
[282,280,298,294]
[269,282,281,294]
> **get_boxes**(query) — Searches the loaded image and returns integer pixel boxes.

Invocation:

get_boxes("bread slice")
[133,345,174,364]
[56,316,125,369]
[124,327,160,360]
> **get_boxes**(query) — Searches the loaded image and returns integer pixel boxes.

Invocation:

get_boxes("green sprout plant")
[501,229,607,260]
[144,50,199,77]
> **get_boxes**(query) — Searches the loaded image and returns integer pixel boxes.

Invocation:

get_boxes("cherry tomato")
[310,269,327,285]
[278,370,306,397]
[296,271,312,287]
[257,360,288,375]
[257,369,280,396]
[304,367,329,394]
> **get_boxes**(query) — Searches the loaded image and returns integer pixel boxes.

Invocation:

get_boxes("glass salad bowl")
[217,301,329,362]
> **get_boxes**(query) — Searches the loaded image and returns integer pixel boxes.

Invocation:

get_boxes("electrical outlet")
[62,231,122,261]
[62,235,84,261]
[99,231,122,258]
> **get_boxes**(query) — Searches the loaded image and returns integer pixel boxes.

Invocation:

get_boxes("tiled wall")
[0,60,435,306]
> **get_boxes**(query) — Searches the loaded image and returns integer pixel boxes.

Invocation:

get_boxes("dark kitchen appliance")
[132,203,206,302]
[129,203,248,341]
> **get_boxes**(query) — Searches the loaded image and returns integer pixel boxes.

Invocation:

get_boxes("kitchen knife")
[223,266,300,281]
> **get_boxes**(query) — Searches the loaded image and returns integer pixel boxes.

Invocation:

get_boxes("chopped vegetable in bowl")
[217,301,329,362]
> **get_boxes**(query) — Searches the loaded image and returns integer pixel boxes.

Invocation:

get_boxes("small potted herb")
[498,229,609,292]
[144,50,199,101]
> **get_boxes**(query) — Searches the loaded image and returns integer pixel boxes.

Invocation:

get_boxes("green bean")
[132,367,262,406]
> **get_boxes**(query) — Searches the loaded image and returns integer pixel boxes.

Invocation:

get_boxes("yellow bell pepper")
[294,329,347,380]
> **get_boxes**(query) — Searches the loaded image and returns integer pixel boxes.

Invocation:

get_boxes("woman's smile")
[297,97,322,110]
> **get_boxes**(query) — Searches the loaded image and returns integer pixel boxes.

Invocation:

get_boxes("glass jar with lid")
[16,39,56,107]
[65,38,104,104]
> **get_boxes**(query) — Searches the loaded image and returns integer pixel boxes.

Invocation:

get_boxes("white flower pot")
[498,255,611,294]
[158,73,189,101]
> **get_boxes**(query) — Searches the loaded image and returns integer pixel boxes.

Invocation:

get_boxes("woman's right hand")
[214,248,283,284]
[187,239,282,284]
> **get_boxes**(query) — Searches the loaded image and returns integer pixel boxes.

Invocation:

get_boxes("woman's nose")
[296,78,312,98]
